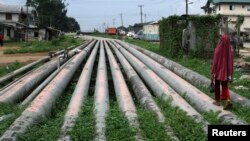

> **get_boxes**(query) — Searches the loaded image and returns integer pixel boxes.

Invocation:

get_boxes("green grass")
[0,103,25,136]
[0,62,24,77]
[137,106,173,141]
[106,101,136,141]
[155,98,207,141]
[17,82,75,141]
[4,36,82,54]
[69,96,95,141]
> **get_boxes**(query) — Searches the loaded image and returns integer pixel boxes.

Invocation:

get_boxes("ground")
[0,46,47,67]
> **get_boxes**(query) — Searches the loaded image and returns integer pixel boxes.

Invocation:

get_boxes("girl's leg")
[213,79,221,106]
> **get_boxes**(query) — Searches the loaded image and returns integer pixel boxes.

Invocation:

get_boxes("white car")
[127,31,135,37]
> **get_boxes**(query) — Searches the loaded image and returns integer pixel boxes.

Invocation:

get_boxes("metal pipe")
[116,40,246,125]
[93,41,109,141]
[0,40,95,141]
[20,59,69,107]
[108,40,179,141]
[58,41,99,141]
[0,40,95,104]
[104,41,143,141]
[0,41,87,85]
[112,41,208,133]
[122,41,250,107]
[0,56,50,84]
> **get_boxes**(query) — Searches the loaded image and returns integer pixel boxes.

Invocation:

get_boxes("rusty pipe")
[116,40,246,125]
[0,40,95,141]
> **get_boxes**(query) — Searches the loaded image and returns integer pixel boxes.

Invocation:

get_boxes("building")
[0,3,39,41]
[201,0,250,34]
[142,21,160,41]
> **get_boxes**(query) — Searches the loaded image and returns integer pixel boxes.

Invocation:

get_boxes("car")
[133,30,143,40]
[127,31,135,37]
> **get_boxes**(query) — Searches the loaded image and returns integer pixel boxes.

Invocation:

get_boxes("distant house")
[0,3,38,41]
[0,3,61,41]
[143,21,160,41]
[201,0,250,34]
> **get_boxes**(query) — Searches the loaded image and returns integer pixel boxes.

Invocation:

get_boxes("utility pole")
[144,14,147,23]
[186,0,188,16]
[138,5,144,24]
[26,3,29,41]
[120,13,123,27]
[103,23,106,33]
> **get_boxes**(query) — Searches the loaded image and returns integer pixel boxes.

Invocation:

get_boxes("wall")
[143,24,160,41]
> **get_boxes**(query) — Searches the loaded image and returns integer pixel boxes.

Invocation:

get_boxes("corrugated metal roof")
[0,3,35,14]
[210,0,250,4]
[0,3,20,13]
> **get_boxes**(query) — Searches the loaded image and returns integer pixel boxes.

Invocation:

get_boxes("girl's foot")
[213,100,220,106]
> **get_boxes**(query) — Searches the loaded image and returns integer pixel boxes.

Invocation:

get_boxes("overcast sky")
[1,0,207,31]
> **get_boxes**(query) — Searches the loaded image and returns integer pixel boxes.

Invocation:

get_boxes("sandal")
[224,101,233,110]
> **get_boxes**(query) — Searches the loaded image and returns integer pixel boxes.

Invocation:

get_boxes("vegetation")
[27,0,80,32]
[4,36,81,54]
[0,62,24,77]
[0,103,25,136]
[159,15,220,58]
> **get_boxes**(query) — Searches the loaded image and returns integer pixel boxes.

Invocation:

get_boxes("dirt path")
[0,46,48,67]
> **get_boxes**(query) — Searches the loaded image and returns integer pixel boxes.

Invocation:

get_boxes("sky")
[1,0,207,31]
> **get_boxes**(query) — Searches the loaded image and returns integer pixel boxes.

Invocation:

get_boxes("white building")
[201,0,250,34]
[143,21,160,41]
[0,3,37,41]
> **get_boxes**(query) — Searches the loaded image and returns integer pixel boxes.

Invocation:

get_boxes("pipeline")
[0,40,95,104]
[93,41,109,141]
[120,41,250,108]
[20,59,69,106]
[104,41,143,141]
[58,41,99,141]
[112,41,208,133]
[0,57,50,84]
[117,41,247,125]
[0,40,95,141]
[0,41,86,85]
[108,40,180,141]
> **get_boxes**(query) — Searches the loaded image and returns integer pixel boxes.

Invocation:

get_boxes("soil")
[0,45,48,67]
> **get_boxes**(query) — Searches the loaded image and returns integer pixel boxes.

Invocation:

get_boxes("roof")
[210,0,250,4]
[0,3,35,14]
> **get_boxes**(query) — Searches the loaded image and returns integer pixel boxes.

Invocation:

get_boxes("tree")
[27,0,80,32]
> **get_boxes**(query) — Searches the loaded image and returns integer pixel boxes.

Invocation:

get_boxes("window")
[5,13,12,20]
[219,5,221,11]
[242,5,245,8]
[247,6,250,11]
[229,5,235,10]
[34,32,39,37]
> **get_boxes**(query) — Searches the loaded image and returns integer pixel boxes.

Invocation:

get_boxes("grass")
[137,106,173,141]
[106,101,136,141]
[69,96,95,141]
[0,103,25,136]
[4,36,82,54]
[0,61,24,77]
[155,98,207,141]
